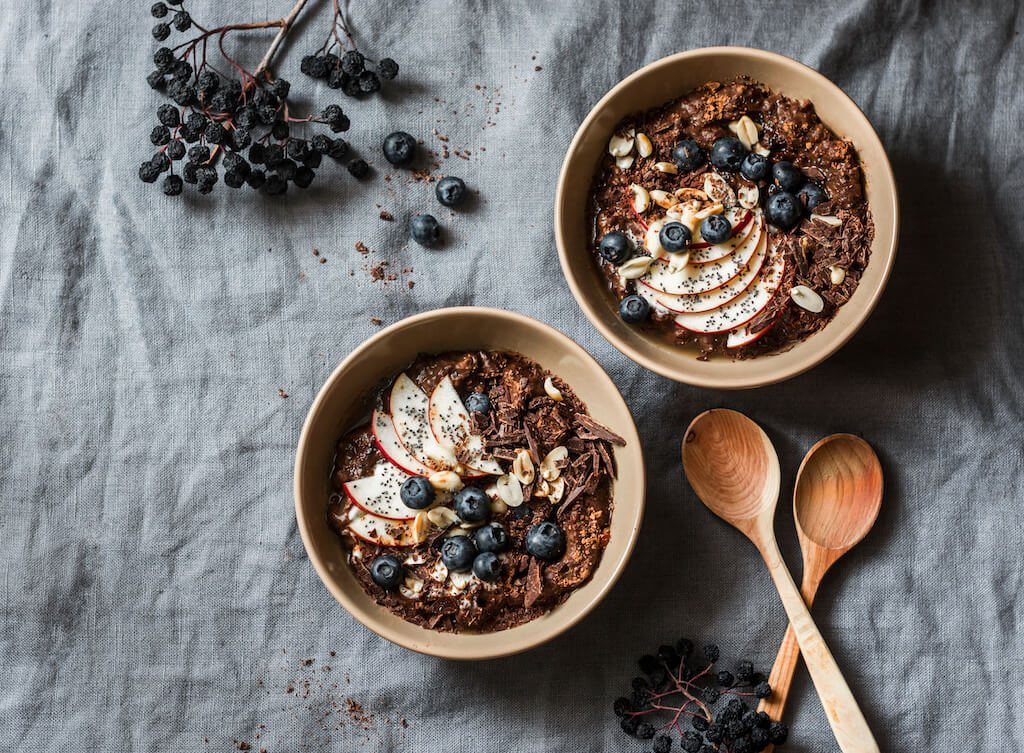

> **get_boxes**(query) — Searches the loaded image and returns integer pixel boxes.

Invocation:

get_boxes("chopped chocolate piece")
[523,559,543,609]
[573,414,627,446]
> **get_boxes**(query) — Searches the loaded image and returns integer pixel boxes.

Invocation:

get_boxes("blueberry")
[710,137,746,172]
[440,535,477,572]
[598,231,632,264]
[740,152,770,182]
[473,523,509,553]
[453,487,490,523]
[382,131,417,166]
[672,138,705,172]
[472,551,502,581]
[659,222,691,253]
[765,191,801,230]
[369,555,403,589]
[435,176,467,207]
[464,391,490,413]
[797,182,827,214]
[771,160,805,192]
[619,294,649,324]
[700,214,732,245]
[400,475,434,510]
[410,214,441,247]
[525,521,566,560]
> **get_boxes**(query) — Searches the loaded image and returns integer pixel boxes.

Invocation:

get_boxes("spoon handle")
[759,538,879,753]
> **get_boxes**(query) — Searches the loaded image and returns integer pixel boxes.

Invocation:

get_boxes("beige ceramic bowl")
[555,47,899,389]
[294,307,645,659]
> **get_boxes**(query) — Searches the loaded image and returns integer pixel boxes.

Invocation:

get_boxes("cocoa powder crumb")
[370,317,383,326]
[277,388,288,399]
[379,210,393,221]
[355,241,371,255]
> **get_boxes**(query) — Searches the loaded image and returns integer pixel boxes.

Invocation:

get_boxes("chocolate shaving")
[596,440,616,479]
[523,559,543,609]
[523,421,540,463]
[573,414,626,446]
[557,483,588,518]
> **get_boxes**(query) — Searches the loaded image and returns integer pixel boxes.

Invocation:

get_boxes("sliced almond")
[737,184,759,209]
[490,497,508,515]
[429,470,463,493]
[427,506,460,527]
[412,510,432,542]
[753,143,770,156]
[702,173,736,207]
[448,570,474,591]
[654,161,678,174]
[829,265,846,285]
[547,477,565,504]
[495,473,523,507]
[790,285,825,313]
[428,560,448,582]
[543,376,563,401]
[618,255,653,280]
[630,183,650,214]
[665,251,690,274]
[615,154,634,170]
[540,446,569,481]
[608,133,634,157]
[512,448,535,485]
[650,189,677,209]
[729,115,760,150]
[811,214,842,227]
[535,478,550,497]
[399,576,424,599]
[644,218,667,256]
[694,202,724,220]
[635,133,653,158]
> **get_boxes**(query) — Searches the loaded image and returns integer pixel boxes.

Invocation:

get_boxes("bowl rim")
[554,46,900,388]
[293,306,646,659]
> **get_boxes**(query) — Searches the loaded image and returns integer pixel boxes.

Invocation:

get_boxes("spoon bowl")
[795,434,883,551]
[682,409,781,526]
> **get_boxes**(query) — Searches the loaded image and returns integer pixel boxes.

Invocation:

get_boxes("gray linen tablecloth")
[2,0,1022,750]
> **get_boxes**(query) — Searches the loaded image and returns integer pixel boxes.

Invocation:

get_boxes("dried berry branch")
[142,0,356,197]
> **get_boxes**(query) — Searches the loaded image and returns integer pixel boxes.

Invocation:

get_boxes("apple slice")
[674,251,786,334]
[688,208,756,264]
[389,373,456,472]
[726,312,780,349]
[428,376,504,476]
[343,461,421,521]
[372,409,433,476]
[641,222,761,296]
[347,511,418,547]
[641,220,769,314]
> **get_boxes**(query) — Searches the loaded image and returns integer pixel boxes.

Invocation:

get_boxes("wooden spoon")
[758,434,883,750]
[682,410,880,753]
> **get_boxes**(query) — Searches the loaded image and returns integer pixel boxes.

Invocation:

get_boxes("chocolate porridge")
[327,350,624,633]
[589,77,874,359]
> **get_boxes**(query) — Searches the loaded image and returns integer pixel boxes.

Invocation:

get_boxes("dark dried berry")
[271,121,290,140]
[246,169,266,189]
[182,162,198,184]
[150,152,170,172]
[753,681,772,699]
[346,158,369,178]
[635,723,655,741]
[269,78,290,99]
[263,144,285,168]
[378,57,399,80]
[612,697,633,717]
[224,170,245,189]
[653,735,671,753]
[620,717,640,736]
[682,731,703,753]
[341,50,365,75]
[151,2,168,17]
[358,70,380,93]
[188,145,211,163]
[166,140,186,160]
[703,644,720,663]
[675,638,694,656]
[293,166,315,188]
[735,660,754,682]
[767,722,788,744]
[197,70,220,97]
[204,122,227,144]
[327,68,347,89]
[691,715,709,732]
[152,22,171,41]
[717,670,735,687]
[230,128,251,150]
[249,143,266,164]
[147,70,166,89]
[161,174,182,196]
[138,161,160,183]
[150,125,171,146]
[157,103,180,128]
[153,47,175,72]
[172,10,191,31]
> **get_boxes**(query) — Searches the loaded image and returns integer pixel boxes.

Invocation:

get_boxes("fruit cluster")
[142,0,375,196]
[613,640,789,753]
[300,0,398,96]
[673,135,826,231]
